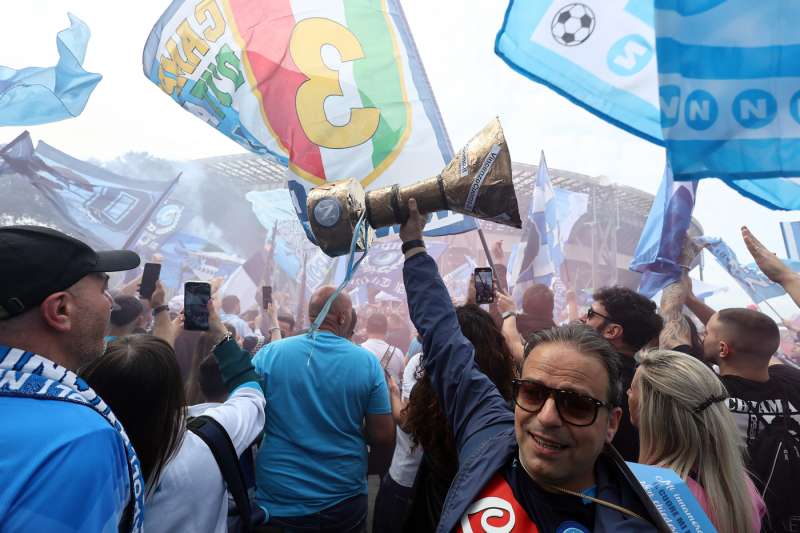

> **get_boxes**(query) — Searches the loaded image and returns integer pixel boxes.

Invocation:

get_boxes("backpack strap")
[187,415,254,533]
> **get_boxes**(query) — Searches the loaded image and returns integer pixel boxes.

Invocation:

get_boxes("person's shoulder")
[0,396,127,465]
[2,395,116,434]
[769,363,800,387]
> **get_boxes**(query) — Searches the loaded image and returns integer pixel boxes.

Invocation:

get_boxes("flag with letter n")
[143,0,476,243]
[495,0,662,144]
[656,1,800,181]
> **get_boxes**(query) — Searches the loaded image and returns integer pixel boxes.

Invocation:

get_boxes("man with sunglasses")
[580,288,663,461]
[399,200,662,532]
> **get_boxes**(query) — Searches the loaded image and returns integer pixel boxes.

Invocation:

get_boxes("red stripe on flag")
[227,0,326,180]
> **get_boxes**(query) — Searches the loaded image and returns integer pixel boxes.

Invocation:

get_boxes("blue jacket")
[403,252,660,533]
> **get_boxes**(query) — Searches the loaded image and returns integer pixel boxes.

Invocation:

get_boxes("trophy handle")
[366,176,447,229]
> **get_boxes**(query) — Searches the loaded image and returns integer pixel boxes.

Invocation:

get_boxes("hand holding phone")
[184,281,211,331]
[262,286,272,310]
[139,263,161,300]
[474,267,494,304]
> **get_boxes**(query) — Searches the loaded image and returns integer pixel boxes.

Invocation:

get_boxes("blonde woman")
[627,349,765,533]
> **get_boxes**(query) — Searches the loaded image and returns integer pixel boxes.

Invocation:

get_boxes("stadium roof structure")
[195,152,704,290]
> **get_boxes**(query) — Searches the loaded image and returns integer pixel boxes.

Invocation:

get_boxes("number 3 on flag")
[290,18,380,150]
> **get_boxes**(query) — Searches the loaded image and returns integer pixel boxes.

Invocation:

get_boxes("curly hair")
[404,304,516,477]
[593,286,663,351]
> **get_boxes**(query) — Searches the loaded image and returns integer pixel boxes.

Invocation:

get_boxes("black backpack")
[747,395,800,532]
[187,415,268,533]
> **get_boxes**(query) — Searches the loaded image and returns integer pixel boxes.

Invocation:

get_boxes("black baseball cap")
[0,225,140,320]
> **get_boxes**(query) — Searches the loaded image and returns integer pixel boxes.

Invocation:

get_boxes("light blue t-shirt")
[252,331,391,517]
[0,396,131,532]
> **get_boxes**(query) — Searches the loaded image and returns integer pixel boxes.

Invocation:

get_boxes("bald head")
[309,286,353,337]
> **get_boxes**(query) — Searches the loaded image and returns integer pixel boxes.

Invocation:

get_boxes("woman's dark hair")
[80,335,186,494]
[185,332,218,405]
[404,304,516,477]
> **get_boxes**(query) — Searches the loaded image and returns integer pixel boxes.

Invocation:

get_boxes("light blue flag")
[496,0,663,144]
[655,1,800,181]
[698,236,800,303]
[781,220,800,260]
[510,152,558,296]
[630,162,698,297]
[722,177,800,211]
[0,14,101,126]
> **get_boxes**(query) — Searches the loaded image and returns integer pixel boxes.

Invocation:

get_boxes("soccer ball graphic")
[551,3,596,47]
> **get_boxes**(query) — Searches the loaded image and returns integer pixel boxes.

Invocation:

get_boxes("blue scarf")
[0,345,144,532]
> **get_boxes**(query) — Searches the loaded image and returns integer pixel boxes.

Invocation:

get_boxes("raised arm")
[659,276,693,350]
[743,226,800,309]
[400,199,513,459]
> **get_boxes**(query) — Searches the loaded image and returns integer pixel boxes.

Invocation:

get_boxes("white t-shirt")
[360,338,405,386]
[388,354,424,487]
[144,384,266,533]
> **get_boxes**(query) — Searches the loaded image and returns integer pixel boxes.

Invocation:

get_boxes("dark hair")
[366,313,388,335]
[522,284,554,317]
[277,312,295,332]
[110,295,144,327]
[198,354,227,402]
[524,324,623,406]
[186,333,218,405]
[242,335,259,354]
[593,286,663,351]
[405,304,516,477]
[80,335,186,494]
[716,308,780,360]
[221,295,239,314]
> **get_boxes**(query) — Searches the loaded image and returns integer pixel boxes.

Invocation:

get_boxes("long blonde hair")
[635,350,754,533]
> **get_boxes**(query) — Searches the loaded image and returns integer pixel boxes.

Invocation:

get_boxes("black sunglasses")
[512,379,610,427]
[586,307,615,323]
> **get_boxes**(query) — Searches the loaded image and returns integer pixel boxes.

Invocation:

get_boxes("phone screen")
[184,282,211,331]
[262,286,272,310]
[139,263,161,300]
[475,268,494,304]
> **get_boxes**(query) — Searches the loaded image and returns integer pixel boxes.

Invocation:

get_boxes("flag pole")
[123,172,182,250]
[477,227,496,271]
[295,250,308,328]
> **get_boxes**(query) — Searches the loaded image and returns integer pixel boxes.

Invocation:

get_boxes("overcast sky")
[3,1,799,319]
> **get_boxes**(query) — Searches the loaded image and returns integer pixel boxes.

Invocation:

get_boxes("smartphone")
[262,286,272,310]
[184,281,211,331]
[139,263,161,300]
[474,267,494,304]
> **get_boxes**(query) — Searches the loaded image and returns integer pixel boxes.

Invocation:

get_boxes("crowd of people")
[1,204,799,533]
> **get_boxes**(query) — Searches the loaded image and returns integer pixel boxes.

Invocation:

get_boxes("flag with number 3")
[143,0,473,240]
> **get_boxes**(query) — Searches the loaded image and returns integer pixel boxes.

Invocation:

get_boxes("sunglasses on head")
[512,379,610,427]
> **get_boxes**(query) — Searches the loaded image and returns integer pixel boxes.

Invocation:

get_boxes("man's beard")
[69,309,108,371]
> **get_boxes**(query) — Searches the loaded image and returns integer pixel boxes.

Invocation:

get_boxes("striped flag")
[655,2,800,181]
[143,0,475,241]
[781,221,800,261]
[510,152,557,295]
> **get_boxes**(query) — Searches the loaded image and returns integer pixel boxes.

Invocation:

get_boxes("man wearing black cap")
[0,226,146,532]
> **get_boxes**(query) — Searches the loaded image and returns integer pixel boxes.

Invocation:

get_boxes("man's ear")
[603,323,623,342]
[718,340,732,359]
[606,406,622,443]
[39,292,72,333]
